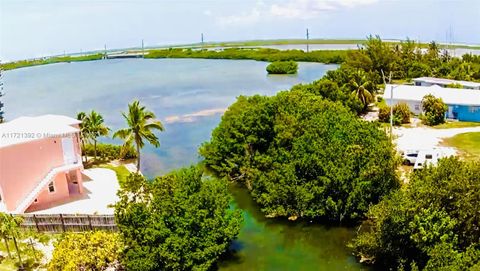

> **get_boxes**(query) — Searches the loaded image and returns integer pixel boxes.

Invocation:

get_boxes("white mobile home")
[413,77,480,90]
[383,84,480,122]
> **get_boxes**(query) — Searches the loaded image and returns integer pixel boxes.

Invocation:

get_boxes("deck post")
[59,214,66,232]
[33,214,39,231]
[88,215,93,230]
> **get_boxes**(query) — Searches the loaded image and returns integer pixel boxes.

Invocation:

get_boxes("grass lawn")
[433,121,480,129]
[97,164,131,188]
[443,132,480,160]
[0,237,45,271]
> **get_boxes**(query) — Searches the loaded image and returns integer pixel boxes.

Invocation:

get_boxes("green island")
[266,61,298,74]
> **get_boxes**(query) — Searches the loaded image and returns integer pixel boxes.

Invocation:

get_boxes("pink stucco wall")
[0,132,83,212]
[30,173,69,209]
[27,168,84,212]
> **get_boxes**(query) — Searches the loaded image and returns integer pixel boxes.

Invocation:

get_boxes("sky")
[1,0,479,61]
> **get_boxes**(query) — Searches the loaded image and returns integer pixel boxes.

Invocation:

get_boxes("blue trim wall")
[450,105,480,122]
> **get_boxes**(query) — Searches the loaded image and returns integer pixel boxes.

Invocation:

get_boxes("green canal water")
[219,184,367,271]
[4,59,367,270]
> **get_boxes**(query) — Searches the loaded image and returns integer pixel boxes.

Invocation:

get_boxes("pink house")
[0,115,84,213]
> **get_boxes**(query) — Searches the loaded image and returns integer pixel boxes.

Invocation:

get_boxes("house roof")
[413,77,480,88]
[0,114,80,148]
[383,84,480,106]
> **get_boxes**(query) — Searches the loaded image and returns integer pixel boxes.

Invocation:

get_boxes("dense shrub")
[200,90,399,222]
[379,103,411,125]
[446,82,463,88]
[84,143,136,160]
[115,167,242,271]
[292,78,364,115]
[266,61,298,74]
[48,231,122,271]
[407,62,431,78]
[421,94,447,126]
[351,158,480,270]
[337,36,480,84]
[393,103,412,124]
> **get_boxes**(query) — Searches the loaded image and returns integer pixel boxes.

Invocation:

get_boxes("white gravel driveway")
[393,126,480,152]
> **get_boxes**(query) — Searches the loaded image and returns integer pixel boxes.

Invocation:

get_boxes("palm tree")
[113,100,164,173]
[76,112,89,163]
[85,110,110,161]
[349,70,374,111]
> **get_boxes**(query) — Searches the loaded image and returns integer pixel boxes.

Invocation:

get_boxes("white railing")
[0,202,7,213]
[13,163,82,214]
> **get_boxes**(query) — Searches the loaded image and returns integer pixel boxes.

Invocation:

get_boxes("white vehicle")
[413,148,456,170]
[402,150,420,165]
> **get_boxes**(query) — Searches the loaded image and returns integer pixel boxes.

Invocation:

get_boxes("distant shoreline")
[2,38,480,71]
[1,47,349,71]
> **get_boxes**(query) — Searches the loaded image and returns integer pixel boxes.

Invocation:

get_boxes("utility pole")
[142,39,145,58]
[0,62,4,123]
[382,69,396,141]
[104,44,107,59]
[450,25,455,57]
[201,33,204,49]
[306,28,310,53]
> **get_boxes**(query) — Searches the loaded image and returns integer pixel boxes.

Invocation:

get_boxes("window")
[469,106,479,113]
[414,104,420,111]
[426,154,433,159]
[48,182,55,193]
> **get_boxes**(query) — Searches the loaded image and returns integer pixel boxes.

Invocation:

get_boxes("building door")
[447,106,454,119]
[62,137,77,164]
[66,171,80,195]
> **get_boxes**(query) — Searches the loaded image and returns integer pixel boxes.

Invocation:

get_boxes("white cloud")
[217,8,262,26]
[217,0,379,25]
[337,0,379,8]
[270,0,335,19]
[203,9,212,16]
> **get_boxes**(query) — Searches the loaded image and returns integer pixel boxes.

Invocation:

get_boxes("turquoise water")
[4,58,334,175]
[3,59,366,270]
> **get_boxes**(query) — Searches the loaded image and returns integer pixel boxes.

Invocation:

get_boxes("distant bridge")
[106,51,144,59]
